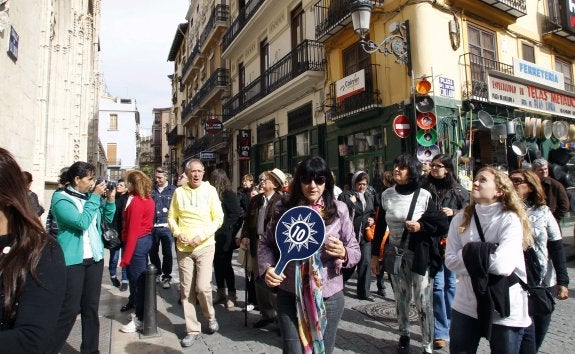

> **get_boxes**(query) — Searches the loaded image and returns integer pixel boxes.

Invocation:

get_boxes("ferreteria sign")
[335,69,366,100]
[513,58,564,91]
[487,72,575,119]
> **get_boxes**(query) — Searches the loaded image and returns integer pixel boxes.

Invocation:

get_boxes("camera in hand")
[95,178,116,190]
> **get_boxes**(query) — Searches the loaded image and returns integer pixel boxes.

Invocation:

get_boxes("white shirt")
[445,202,531,328]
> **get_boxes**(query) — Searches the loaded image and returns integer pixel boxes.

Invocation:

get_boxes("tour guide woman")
[259,157,360,354]
[445,167,533,353]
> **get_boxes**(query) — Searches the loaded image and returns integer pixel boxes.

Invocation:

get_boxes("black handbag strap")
[399,188,421,251]
[473,208,486,242]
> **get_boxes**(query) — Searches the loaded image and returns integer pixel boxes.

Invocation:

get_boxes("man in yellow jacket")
[168,159,224,348]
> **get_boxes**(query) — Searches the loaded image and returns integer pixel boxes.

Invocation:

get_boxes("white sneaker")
[245,304,255,312]
[120,317,142,333]
[155,275,162,283]
[162,278,171,289]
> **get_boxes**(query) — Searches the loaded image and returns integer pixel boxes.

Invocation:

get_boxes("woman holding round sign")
[370,154,449,354]
[259,157,360,354]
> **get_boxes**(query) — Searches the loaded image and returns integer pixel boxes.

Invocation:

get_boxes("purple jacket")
[258,200,360,298]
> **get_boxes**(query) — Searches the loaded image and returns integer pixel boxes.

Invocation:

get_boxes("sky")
[99,0,189,136]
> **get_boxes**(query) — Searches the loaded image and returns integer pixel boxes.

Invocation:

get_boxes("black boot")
[397,335,410,354]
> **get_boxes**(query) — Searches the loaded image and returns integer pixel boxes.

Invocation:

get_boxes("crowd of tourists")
[0,146,570,354]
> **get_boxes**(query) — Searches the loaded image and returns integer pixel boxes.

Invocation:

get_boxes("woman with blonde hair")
[120,170,155,333]
[445,167,533,353]
[509,169,568,353]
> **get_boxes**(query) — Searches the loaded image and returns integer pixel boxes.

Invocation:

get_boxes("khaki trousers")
[177,244,216,335]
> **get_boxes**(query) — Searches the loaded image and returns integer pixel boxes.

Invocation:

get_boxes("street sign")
[200,151,215,160]
[393,115,412,138]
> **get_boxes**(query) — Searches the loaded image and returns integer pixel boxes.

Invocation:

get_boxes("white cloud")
[99,0,189,134]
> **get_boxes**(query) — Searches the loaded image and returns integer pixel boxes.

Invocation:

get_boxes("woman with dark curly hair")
[0,148,66,352]
[259,157,360,353]
[210,168,243,309]
[371,153,449,354]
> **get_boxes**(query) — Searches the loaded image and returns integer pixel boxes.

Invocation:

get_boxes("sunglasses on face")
[510,177,527,185]
[300,175,326,185]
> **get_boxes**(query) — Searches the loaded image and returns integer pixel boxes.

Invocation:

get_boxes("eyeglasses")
[259,178,268,183]
[510,177,527,185]
[430,163,445,169]
[300,175,326,185]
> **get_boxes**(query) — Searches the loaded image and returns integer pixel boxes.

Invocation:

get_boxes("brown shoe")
[433,339,447,349]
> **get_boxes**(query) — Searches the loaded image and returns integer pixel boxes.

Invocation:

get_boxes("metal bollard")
[141,264,160,338]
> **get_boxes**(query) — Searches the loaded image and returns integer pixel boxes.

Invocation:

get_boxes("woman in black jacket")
[210,169,243,309]
[0,148,67,353]
[338,171,378,300]
[422,154,469,350]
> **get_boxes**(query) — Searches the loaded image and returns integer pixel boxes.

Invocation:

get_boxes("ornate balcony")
[448,0,526,26]
[460,53,514,102]
[221,0,266,53]
[223,40,325,121]
[195,68,230,108]
[325,64,381,121]
[199,4,229,52]
[182,44,201,84]
[542,0,575,57]
[314,0,383,42]
[167,124,184,146]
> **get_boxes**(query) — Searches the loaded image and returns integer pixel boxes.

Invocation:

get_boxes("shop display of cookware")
[415,95,435,113]
[416,112,436,129]
[416,128,438,147]
[477,110,494,129]
[553,121,569,141]
[542,120,553,140]
[416,78,432,95]
[416,144,440,163]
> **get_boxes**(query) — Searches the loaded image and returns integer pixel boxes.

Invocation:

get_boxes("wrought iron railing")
[223,40,325,120]
[181,101,193,121]
[195,68,229,105]
[221,0,266,52]
[167,124,184,146]
[565,82,575,94]
[325,64,381,120]
[182,44,200,80]
[199,4,229,49]
[460,53,514,101]
[314,0,384,41]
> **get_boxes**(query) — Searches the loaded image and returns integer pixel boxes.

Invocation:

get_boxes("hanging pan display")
[569,124,575,142]
[477,110,494,129]
[416,78,432,95]
[416,112,436,130]
[542,120,553,140]
[415,95,435,113]
[525,117,533,138]
[416,144,440,163]
[511,140,527,156]
[553,121,569,141]
[416,129,438,147]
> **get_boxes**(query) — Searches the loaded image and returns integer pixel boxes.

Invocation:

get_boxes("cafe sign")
[488,73,575,119]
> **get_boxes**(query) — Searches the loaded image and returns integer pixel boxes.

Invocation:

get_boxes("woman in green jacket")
[47,161,116,354]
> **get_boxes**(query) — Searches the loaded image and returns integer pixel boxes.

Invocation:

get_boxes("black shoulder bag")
[474,209,555,316]
[383,188,420,275]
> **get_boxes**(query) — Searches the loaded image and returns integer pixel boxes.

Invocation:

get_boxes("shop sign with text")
[335,69,365,100]
[205,118,223,134]
[237,130,251,161]
[513,58,564,90]
[488,74,575,119]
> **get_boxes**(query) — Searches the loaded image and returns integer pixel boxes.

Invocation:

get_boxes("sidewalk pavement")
[62,224,575,354]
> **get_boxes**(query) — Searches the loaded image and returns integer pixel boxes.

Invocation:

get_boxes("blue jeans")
[149,227,173,280]
[519,309,552,353]
[127,234,153,321]
[108,247,128,281]
[433,262,456,340]
[277,289,345,354]
[450,310,525,354]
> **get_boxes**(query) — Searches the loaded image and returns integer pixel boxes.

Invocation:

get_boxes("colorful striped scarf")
[295,253,326,353]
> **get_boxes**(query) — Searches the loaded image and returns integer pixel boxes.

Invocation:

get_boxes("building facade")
[98,94,140,181]
[0,0,102,208]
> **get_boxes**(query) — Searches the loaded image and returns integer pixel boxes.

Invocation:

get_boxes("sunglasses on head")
[300,175,326,185]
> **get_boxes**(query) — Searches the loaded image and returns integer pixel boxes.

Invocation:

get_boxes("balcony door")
[260,38,269,94]
[339,42,373,112]
[291,4,305,73]
[468,24,496,98]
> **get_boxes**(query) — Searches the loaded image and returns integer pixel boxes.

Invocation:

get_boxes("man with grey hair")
[532,158,570,223]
